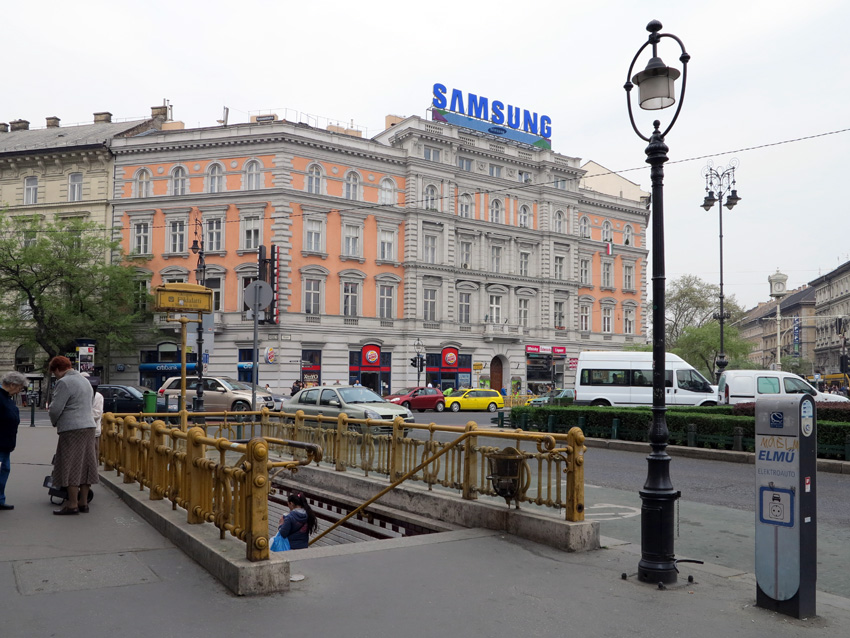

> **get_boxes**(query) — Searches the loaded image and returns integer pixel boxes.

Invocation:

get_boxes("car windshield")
[338,387,385,404]
[219,378,254,391]
[393,388,419,395]
[123,385,148,398]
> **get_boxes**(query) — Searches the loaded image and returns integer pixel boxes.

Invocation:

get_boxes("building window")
[554,301,565,328]
[579,216,591,238]
[602,262,613,288]
[518,205,530,227]
[457,157,472,171]
[518,170,532,184]
[206,277,222,311]
[489,164,502,178]
[624,307,635,335]
[518,298,529,327]
[490,245,502,273]
[489,199,502,224]
[580,304,591,332]
[307,165,322,194]
[207,164,224,194]
[343,224,361,258]
[624,224,634,246]
[624,263,634,290]
[424,235,437,264]
[379,285,394,319]
[68,172,83,202]
[241,276,257,312]
[343,281,359,316]
[134,280,150,313]
[489,295,502,323]
[553,177,568,190]
[554,210,565,233]
[306,219,322,252]
[424,185,438,210]
[134,170,151,198]
[424,147,441,162]
[380,229,395,261]
[344,172,360,200]
[580,258,591,286]
[460,241,472,266]
[423,288,437,321]
[602,306,613,333]
[206,218,223,252]
[459,292,471,324]
[554,255,565,280]
[459,194,472,218]
[242,216,261,250]
[171,167,187,196]
[169,220,185,253]
[519,251,530,277]
[602,221,613,243]
[133,221,150,255]
[244,160,261,190]
[22,230,37,248]
[379,179,395,206]
[305,279,321,315]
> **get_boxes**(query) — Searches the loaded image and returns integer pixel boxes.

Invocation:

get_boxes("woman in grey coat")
[48,356,98,515]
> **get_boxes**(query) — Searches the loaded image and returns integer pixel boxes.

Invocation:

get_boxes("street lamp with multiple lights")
[624,19,690,585]
[702,160,742,382]
[413,337,424,386]
[190,219,206,416]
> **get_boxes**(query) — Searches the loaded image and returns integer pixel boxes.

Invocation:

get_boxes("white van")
[717,369,849,405]
[575,351,716,407]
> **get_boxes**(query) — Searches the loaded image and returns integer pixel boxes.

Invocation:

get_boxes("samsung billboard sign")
[431,83,551,149]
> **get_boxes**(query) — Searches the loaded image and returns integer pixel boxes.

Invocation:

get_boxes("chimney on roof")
[46,116,61,128]
[151,106,168,120]
[385,115,404,129]
[0,123,8,133]
[93,112,113,123]
[10,119,30,131]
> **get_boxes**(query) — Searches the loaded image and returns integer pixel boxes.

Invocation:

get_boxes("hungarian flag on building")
[606,242,613,256]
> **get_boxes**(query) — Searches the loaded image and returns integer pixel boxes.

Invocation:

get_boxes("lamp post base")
[637,487,680,584]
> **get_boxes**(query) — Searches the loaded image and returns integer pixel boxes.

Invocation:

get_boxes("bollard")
[30,399,36,427]
[519,412,528,430]
[687,423,696,447]
[498,411,505,428]
[845,434,850,462]
[547,414,555,434]
[611,417,620,440]
[577,415,586,433]
[733,426,743,452]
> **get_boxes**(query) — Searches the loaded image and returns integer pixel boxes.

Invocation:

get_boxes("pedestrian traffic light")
[410,357,419,368]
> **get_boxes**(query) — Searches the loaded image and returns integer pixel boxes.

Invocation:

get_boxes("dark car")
[99,384,149,413]
[384,387,445,412]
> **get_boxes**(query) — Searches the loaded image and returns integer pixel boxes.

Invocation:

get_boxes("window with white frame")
[68,173,82,202]
[424,235,437,264]
[553,177,568,190]
[241,276,257,312]
[133,279,150,313]
[554,301,565,328]
[207,164,224,194]
[602,261,613,288]
[459,194,472,218]
[518,205,530,227]
[489,164,502,178]
[602,221,613,242]
[518,170,532,184]
[22,230,36,248]
[135,170,151,198]
[624,306,635,335]
[205,277,222,311]
[554,255,565,280]
[244,160,261,190]
[424,185,438,210]
[133,221,150,255]
[305,219,323,253]
[624,263,634,290]
[518,298,529,327]
[242,216,261,250]
[379,179,395,206]
[304,279,321,315]
[579,216,591,238]
[306,165,322,194]
[171,167,187,196]
[424,146,441,162]
[423,288,437,321]
[490,245,502,273]
[579,303,591,331]
[519,251,530,277]
[344,172,360,200]
[460,240,472,266]
[379,284,394,319]
[342,281,359,316]
[379,229,395,261]
[602,306,613,333]
[459,292,471,324]
[624,224,634,246]
[489,199,502,223]
[168,219,185,253]
[457,157,472,171]
[343,224,361,258]
[24,177,39,204]
[580,258,591,286]
[488,295,502,323]
[554,210,565,233]
[205,218,223,251]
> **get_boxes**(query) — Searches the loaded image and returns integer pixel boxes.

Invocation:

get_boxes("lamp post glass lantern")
[701,159,741,382]
[190,219,205,416]
[624,19,689,585]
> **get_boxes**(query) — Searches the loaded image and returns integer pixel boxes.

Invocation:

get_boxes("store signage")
[154,283,213,313]
[525,345,566,355]
[442,347,459,367]
[264,347,276,364]
[361,344,381,367]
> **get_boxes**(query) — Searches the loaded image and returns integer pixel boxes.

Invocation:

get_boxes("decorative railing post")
[335,412,348,472]
[565,426,587,522]
[245,436,270,562]
[186,427,206,524]
[149,420,167,500]
[102,414,116,471]
[390,416,405,481]
[462,421,479,500]
[123,416,138,484]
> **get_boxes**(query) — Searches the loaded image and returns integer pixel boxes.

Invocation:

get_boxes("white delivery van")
[717,369,849,405]
[574,351,716,407]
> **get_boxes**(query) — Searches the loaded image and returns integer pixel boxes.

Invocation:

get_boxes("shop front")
[525,345,566,394]
[301,349,322,387]
[349,345,391,395]
[138,362,197,391]
[424,347,471,391]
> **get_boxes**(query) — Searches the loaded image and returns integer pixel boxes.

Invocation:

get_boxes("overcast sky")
[6,0,848,310]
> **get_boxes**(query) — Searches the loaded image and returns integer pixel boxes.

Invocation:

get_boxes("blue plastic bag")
[271,532,291,552]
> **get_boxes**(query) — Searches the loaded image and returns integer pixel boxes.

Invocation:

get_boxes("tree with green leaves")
[666,274,746,349]
[672,322,754,381]
[0,214,152,368]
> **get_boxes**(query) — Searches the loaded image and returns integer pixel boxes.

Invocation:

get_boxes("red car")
[384,387,445,412]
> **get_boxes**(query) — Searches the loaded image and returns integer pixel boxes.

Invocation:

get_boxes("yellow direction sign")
[154,283,213,313]
[473,362,484,370]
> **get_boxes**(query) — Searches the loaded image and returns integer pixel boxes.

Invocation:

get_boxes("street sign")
[473,362,484,370]
[244,280,274,309]
[154,283,213,313]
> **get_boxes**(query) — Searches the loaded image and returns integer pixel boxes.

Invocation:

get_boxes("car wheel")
[701,401,717,407]
[450,402,460,412]
[487,403,497,412]
[232,400,251,412]
[402,401,411,410]
[435,402,445,412]
[590,400,610,407]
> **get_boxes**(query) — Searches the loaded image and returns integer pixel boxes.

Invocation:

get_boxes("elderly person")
[0,371,28,511]
[48,357,98,515]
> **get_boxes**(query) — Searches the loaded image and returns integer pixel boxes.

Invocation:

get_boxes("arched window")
[518,205,530,228]
[306,164,322,194]
[579,216,591,238]
[379,178,395,206]
[459,194,473,218]
[554,210,565,233]
[207,164,224,194]
[136,169,152,198]
[344,171,360,200]
[244,160,261,190]
[602,221,613,242]
[171,166,187,196]
[489,199,502,224]
[424,185,438,210]
[624,224,634,246]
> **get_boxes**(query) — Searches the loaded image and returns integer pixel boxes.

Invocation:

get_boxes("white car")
[717,369,849,405]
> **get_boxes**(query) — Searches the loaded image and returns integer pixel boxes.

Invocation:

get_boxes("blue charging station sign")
[754,395,817,619]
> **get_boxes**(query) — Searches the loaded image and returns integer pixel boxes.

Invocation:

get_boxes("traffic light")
[418,356,426,372]
[841,354,849,374]
[410,357,419,369]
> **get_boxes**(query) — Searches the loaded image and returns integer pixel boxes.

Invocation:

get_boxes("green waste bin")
[143,391,157,414]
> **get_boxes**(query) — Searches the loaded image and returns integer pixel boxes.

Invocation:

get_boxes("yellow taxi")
[444,388,505,412]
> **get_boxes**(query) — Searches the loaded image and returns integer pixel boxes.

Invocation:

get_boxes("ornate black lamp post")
[702,160,742,382]
[624,19,690,584]
[190,220,206,416]
[414,337,424,386]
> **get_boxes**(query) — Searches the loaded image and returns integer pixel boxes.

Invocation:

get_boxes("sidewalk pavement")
[2,426,849,638]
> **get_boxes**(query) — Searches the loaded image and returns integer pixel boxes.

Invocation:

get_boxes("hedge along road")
[407,410,850,599]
